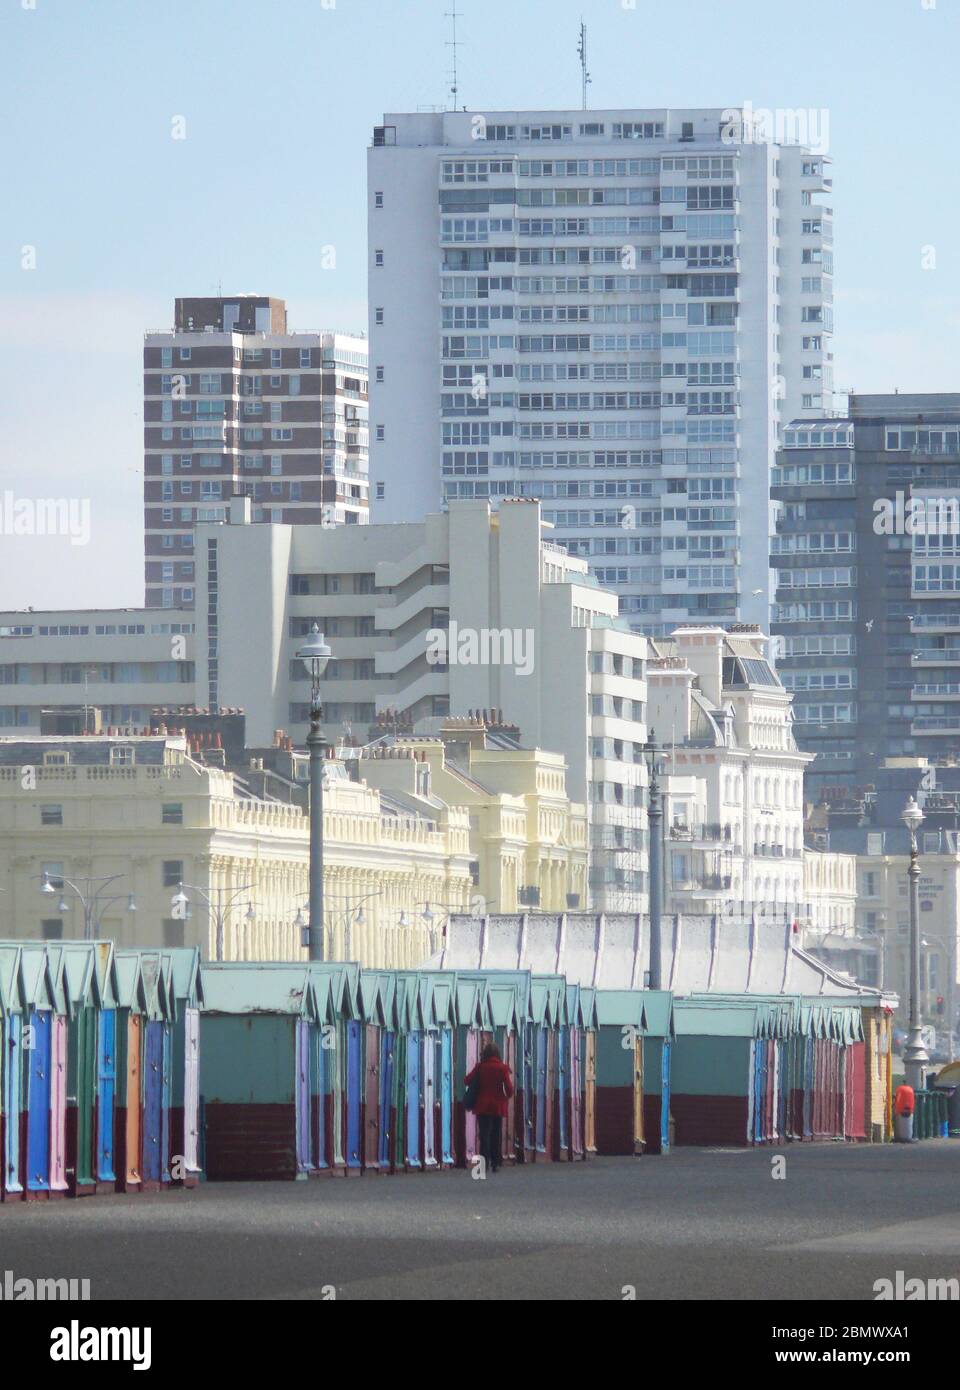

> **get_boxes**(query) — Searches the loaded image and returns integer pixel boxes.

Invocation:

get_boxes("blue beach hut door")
[26,1010,52,1193]
[4,1015,23,1196]
[143,1021,164,1184]
[97,1010,117,1182]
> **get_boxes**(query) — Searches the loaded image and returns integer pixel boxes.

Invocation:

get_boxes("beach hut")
[113,950,149,1193]
[421,972,457,1169]
[372,972,400,1173]
[20,945,68,1198]
[860,1001,894,1141]
[389,971,438,1172]
[641,991,674,1155]
[357,972,388,1173]
[594,991,646,1155]
[527,977,556,1162]
[200,963,321,1181]
[308,963,362,1175]
[164,947,203,1187]
[137,952,175,1189]
[579,985,599,1156]
[671,999,791,1147]
[50,941,119,1196]
[0,945,25,1201]
[565,983,586,1161]
[533,976,569,1161]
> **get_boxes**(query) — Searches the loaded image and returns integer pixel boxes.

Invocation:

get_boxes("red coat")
[466,1058,515,1118]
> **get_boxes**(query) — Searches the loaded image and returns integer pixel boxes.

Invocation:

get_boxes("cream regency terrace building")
[0,726,587,967]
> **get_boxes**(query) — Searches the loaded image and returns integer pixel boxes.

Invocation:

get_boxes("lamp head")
[297,623,331,677]
[901,796,924,834]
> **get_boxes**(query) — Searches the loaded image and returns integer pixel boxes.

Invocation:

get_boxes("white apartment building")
[367,107,834,637]
[198,497,649,911]
[144,295,368,608]
[0,610,196,733]
[646,624,813,917]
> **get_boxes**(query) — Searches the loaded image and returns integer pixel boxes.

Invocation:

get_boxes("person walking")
[466,1042,514,1174]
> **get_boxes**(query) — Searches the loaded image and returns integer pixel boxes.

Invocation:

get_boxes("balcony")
[912,613,960,632]
[912,683,960,700]
[912,716,960,735]
[672,874,732,894]
[667,822,736,846]
[912,648,960,666]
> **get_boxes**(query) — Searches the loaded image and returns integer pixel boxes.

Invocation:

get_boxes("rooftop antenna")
[446,1,461,111]
[578,20,591,111]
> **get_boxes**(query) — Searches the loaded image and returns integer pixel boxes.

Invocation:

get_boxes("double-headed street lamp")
[172,882,255,962]
[901,795,930,1091]
[295,888,385,959]
[297,623,332,962]
[40,871,136,941]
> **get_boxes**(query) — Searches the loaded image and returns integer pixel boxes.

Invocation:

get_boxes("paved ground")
[2,1142,959,1300]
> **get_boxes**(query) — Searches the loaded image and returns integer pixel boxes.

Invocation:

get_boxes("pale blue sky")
[2,0,957,607]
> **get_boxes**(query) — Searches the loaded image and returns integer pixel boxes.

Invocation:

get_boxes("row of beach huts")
[0,937,898,1199]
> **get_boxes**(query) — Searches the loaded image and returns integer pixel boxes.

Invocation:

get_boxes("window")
[41,861,64,890]
[376,482,385,500]
[162,803,183,825]
[376,365,384,382]
[162,860,183,888]
[41,920,64,940]
[375,250,384,266]
[375,308,384,324]
[110,746,134,766]
[40,804,63,826]
[299,349,311,368]
[376,425,385,441]
[162,919,185,948]
[374,191,383,208]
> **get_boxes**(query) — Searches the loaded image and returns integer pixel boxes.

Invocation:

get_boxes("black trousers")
[477,1114,503,1173]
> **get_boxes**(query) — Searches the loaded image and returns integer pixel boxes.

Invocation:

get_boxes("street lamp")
[40,870,137,941]
[901,795,929,1091]
[299,888,387,959]
[174,881,254,961]
[644,730,663,990]
[297,623,332,962]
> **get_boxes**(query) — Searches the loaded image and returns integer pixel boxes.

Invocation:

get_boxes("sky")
[2,0,958,609]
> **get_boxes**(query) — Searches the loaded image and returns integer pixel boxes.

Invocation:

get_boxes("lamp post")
[41,870,136,942]
[297,623,332,962]
[644,730,663,990]
[901,795,929,1091]
[173,882,254,962]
